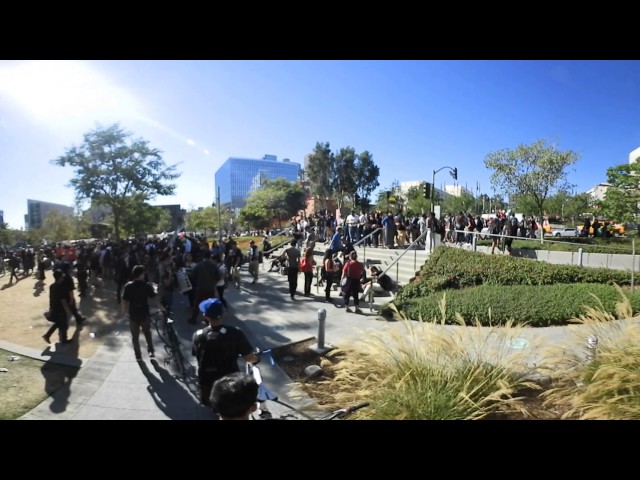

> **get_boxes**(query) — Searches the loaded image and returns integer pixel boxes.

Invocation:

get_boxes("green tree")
[305,142,334,211]
[599,162,640,223]
[354,150,380,207]
[484,139,578,218]
[331,147,358,210]
[40,209,76,242]
[51,123,180,241]
[0,222,16,247]
[186,206,230,236]
[405,185,431,216]
[238,203,271,230]
[241,178,306,228]
[441,191,476,215]
[564,192,592,224]
[118,197,174,237]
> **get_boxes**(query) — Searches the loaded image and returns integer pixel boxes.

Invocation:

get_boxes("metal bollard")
[310,308,332,354]
[317,308,326,349]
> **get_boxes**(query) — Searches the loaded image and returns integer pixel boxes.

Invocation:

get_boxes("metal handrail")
[262,229,293,257]
[358,228,431,287]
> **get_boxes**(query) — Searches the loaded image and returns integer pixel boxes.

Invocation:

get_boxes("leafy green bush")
[394,247,633,303]
[393,283,640,327]
[476,237,633,254]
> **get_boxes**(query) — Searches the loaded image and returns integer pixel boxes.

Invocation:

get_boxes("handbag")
[44,310,53,322]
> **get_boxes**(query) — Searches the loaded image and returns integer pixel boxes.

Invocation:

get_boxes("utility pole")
[217,186,222,243]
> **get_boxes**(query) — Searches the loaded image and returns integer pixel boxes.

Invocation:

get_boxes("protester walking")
[282,240,301,300]
[191,298,258,408]
[121,265,163,361]
[43,269,73,345]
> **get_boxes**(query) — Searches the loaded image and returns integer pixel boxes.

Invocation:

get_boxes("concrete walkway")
[6,261,637,420]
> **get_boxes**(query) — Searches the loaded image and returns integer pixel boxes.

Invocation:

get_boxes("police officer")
[192,298,258,407]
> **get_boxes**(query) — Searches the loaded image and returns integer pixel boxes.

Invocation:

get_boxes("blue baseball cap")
[199,298,224,318]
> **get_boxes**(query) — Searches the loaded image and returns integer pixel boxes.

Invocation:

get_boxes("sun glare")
[0,60,141,125]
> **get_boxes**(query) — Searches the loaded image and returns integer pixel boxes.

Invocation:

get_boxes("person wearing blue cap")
[192,297,258,408]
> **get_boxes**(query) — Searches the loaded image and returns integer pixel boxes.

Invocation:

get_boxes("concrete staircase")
[267,240,432,290]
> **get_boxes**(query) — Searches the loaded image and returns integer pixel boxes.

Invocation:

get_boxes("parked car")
[549,227,578,238]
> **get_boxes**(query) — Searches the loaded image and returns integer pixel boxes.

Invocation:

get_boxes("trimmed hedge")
[394,246,633,303]
[392,283,640,327]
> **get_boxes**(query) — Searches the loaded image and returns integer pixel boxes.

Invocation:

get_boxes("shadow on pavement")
[40,327,82,414]
[33,279,46,297]
[139,358,215,420]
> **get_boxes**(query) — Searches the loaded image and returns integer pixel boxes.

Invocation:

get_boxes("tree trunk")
[114,214,121,241]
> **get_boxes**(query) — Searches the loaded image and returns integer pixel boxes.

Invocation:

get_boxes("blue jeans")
[348,226,359,243]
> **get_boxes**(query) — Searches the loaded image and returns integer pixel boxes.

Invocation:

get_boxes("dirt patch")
[270,338,571,420]
[0,272,122,358]
[0,271,123,419]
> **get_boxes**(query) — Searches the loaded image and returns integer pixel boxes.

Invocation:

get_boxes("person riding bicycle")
[192,298,258,408]
[210,372,259,420]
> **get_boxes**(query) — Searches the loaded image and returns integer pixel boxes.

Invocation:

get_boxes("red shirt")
[342,260,365,280]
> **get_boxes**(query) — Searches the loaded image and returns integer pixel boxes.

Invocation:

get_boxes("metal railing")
[365,229,430,287]
[262,229,293,258]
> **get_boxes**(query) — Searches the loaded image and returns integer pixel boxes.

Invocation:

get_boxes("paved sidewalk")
[7,261,638,420]
[12,264,399,420]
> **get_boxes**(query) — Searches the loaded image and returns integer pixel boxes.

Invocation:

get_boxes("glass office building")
[26,199,75,230]
[215,155,301,208]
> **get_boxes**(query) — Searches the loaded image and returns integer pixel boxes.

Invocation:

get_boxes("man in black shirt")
[361,266,393,304]
[189,250,220,324]
[192,298,257,408]
[121,265,162,361]
[282,240,301,300]
[59,262,86,326]
[43,269,72,345]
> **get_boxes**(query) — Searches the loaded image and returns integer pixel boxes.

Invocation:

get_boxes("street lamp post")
[431,166,458,213]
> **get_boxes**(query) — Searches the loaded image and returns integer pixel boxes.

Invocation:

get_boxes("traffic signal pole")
[431,166,458,214]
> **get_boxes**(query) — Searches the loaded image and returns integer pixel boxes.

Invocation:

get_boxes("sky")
[1,59,639,229]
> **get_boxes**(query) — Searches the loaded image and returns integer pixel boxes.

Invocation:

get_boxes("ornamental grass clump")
[541,286,640,420]
[292,300,545,420]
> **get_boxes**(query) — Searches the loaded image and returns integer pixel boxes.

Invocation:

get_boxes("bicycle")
[244,348,370,420]
[150,307,195,383]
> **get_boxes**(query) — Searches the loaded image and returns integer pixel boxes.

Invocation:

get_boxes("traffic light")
[451,167,458,180]
[423,182,431,199]
[354,193,360,206]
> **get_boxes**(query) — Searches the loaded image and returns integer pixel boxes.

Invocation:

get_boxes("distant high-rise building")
[26,199,74,230]
[215,154,301,208]
[586,183,612,202]
[629,146,640,164]
[0,210,4,225]
[399,180,449,200]
[444,184,473,197]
